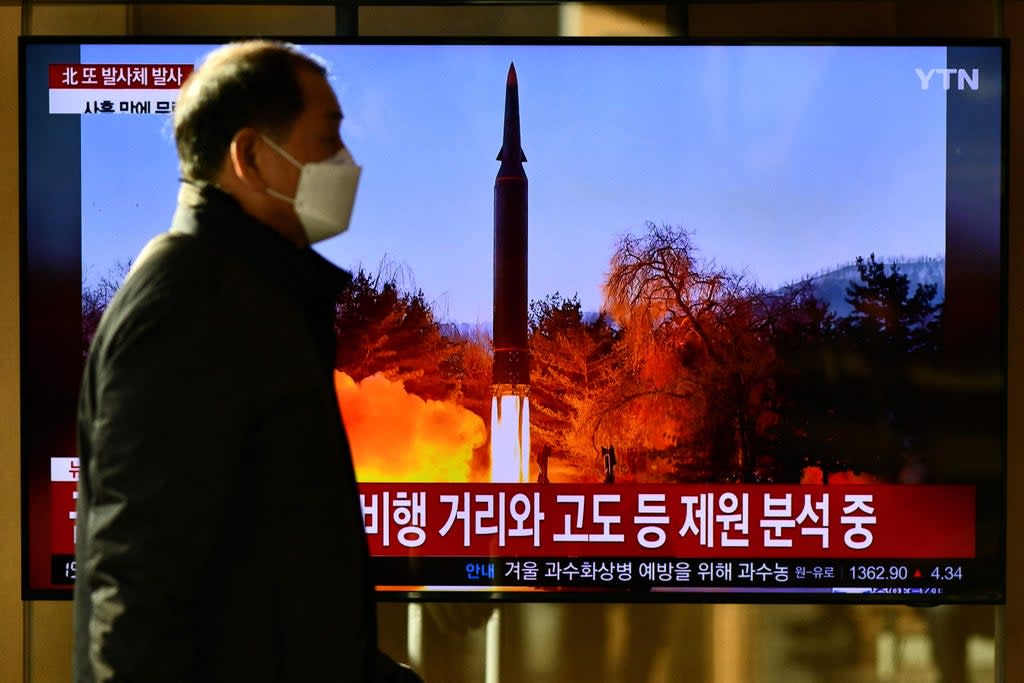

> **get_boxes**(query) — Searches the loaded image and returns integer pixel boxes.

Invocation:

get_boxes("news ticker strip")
[52,555,982,589]
[50,555,989,599]
[367,557,982,589]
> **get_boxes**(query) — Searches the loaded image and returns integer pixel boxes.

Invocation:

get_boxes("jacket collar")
[170,181,353,299]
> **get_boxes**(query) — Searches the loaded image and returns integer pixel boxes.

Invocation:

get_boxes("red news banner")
[358,483,975,559]
[47,64,194,115]
[48,458,973,561]
[49,63,193,88]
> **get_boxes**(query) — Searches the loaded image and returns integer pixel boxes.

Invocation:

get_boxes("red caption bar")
[51,481,78,554]
[357,483,975,559]
[49,64,193,89]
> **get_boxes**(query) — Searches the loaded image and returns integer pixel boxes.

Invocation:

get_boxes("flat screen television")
[20,37,1006,603]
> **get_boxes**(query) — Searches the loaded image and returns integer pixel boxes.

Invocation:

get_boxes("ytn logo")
[915,68,980,91]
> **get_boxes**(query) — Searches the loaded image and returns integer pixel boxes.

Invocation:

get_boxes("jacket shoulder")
[92,231,237,351]
[126,231,224,294]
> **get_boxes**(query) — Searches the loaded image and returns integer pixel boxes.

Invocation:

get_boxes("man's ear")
[228,128,265,190]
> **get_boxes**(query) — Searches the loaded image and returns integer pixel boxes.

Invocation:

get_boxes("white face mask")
[261,134,363,244]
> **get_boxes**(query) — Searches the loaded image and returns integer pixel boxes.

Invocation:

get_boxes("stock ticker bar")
[369,557,986,596]
[52,553,985,596]
[49,549,987,598]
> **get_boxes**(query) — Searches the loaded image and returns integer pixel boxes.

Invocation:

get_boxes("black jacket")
[73,183,401,682]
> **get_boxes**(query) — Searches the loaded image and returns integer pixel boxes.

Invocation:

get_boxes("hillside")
[798,256,945,316]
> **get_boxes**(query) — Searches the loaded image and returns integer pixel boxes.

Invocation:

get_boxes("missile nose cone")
[497,63,526,164]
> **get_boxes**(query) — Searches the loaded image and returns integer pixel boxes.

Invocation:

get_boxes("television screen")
[21,37,1006,602]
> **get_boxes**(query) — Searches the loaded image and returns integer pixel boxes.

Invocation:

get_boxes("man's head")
[174,40,352,246]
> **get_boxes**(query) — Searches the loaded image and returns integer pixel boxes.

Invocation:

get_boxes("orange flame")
[335,371,487,483]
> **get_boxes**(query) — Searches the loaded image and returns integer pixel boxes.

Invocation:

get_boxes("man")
[536,444,550,484]
[73,40,421,682]
[602,445,616,484]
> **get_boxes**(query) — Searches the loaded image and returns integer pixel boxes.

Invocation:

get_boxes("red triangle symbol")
[913,569,922,578]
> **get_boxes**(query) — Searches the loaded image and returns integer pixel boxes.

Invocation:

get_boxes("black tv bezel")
[18,35,1009,605]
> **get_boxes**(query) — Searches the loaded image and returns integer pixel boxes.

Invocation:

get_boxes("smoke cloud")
[335,371,487,483]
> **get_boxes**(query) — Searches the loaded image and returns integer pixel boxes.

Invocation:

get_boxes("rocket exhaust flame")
[490,63,532,483]
[490,393,531,483]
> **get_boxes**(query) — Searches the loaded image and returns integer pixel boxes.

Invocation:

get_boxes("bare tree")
[603,222,806,482]
[82,261,132,357]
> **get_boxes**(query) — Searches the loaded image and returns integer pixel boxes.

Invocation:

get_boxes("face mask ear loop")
[259,134,303,170]
[265,187,295,204]
[260,134,303,204]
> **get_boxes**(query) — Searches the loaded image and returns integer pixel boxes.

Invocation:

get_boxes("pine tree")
[334,268,458,401]
[841,253,941,355]
[527,293,620,479]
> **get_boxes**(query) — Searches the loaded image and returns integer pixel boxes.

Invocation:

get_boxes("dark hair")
[173,40,327,182]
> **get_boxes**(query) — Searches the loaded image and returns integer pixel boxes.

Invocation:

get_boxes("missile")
[490,63,530,483]
[492,63,529,389]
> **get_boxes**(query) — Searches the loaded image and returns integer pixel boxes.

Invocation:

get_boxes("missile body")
[492,63,529,389]
[490,63,531,483]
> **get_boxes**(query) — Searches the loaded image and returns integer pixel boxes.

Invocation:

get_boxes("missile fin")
[496,146,528,163]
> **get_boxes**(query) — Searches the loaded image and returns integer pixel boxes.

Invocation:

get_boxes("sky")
[77,42,951,326]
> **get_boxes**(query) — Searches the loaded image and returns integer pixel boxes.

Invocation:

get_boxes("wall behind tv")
[1,2,1019,682]
[1,10,21,683]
